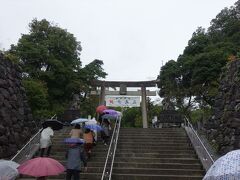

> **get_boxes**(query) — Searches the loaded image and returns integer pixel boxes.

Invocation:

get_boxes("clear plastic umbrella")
[203,149,240,180]
[0,160,19,169]
[71,118,89,125]
[0,160,19,180]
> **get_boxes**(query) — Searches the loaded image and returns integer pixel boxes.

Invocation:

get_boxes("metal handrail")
[184,117,214,170]
[11,115,57,163]
[109,116,121,179]
[101,116,121,180]
[51,114,57,120]
[11,128,42,163]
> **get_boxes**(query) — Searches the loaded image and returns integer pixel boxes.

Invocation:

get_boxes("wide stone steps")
[54,149,196,156]
[115,149,196,154]
[114,157,200,164]
[118,133,187,136]
[111,173,203,180]
[116,144,192,149]
[118,137,189,140]
[112,167,204,176]
[20,127,205,180]
[53,153,196,160]
[111,127,204,180]
[54,138,190,143]
[113,162,202,169]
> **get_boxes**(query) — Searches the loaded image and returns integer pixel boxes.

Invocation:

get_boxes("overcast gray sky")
[0,0,237,82]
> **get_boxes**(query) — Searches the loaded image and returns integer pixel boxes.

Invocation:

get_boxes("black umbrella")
[42,120,63,130]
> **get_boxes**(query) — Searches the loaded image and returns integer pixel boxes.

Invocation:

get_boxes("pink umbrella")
[96,105,107,114]
[17,157,65,177]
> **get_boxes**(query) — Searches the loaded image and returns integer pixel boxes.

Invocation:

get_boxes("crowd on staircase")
[0,105,118,180]
[39,115,113,180]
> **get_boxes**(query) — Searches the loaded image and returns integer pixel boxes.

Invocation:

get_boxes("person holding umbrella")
[69,124,82,138]
[101,119,110,146]
[40,126,54,157]
[65,143,87,180]
[86,117,98,144]
[83,128,94,159]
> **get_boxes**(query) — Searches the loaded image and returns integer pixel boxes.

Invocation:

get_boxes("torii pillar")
[141,85,148,128]
[100,85,105,105]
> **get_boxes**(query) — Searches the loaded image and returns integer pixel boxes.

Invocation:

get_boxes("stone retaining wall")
[206,59,240,155]
[0,54,37,158]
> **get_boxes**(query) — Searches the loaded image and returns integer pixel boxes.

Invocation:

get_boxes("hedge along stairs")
[111,128,205,180]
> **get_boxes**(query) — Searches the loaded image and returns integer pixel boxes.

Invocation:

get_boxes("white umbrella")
[71,118,89,125]
[0,160,19,180]
[203,149,240,180]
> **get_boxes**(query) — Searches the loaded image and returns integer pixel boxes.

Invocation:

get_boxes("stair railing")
[101,116,121,180]
[11,114,57,163]
[184,117,214,170]
[11,128,42,163]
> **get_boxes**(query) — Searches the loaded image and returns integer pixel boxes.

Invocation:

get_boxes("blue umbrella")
[71,118,89,125]
[64,138,85,144]
[85,124,103,132]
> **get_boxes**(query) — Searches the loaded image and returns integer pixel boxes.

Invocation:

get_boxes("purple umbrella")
[85,124,103,132]
[103,109,118,115]
[64,138,85,144]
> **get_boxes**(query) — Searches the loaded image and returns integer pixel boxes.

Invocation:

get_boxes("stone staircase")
[111,128,205,180]
[20,127,108,179]
[20,127,205,180]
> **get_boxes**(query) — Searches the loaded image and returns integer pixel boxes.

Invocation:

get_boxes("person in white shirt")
[152,116,158,128]
[40,126,54,157]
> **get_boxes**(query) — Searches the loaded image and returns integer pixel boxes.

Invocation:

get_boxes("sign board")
[106,96,140,107]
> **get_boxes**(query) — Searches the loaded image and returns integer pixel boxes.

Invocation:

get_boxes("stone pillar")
[141,85,148,128]
[100,85,105,105]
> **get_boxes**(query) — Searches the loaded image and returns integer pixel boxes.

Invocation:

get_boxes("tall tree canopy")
[9,19,107,117]
[157,0,240,117]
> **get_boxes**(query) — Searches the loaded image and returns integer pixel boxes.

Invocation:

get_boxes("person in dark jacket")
[65,144,87,180]
[101,119,110,145]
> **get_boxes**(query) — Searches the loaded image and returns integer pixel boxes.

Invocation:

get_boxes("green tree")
[121,107,141,127]
[157,0,240,118]
[11,19,81,103]
[22,78,50,117]
[9,19,107,118]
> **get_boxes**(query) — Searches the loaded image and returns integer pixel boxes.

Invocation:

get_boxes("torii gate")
[91,80,158,128]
